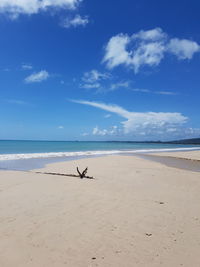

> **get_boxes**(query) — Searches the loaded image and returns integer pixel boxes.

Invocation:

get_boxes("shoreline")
[0,145,200,161]
[0,147,200,172]
[30,150,200,173]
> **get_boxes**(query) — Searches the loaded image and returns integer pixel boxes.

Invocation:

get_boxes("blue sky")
[0,0,200,141]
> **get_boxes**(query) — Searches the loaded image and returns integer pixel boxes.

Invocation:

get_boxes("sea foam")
[0,147,199,161]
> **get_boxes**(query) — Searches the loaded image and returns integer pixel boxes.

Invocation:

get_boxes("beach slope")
[0,154,200,267]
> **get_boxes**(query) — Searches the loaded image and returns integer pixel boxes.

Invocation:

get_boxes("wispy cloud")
[0,0,81,19]
[58,126,64,129]
[80,69,111,89]
[24,70,49,83]
[21,64,33,70]
[110,81,129,91]
[6,99,29,105]
[78,72,131,93]
[132,88,178,95]
[82,69,111,83]
[80,70,177,95]
[80,70,131,92]
[132,88,151,93]
[72,99,191,139]
[61,14,89,28]
[2,67,10,72]
[72,99,131,118]
[103,28,200,73]
[80,83,101,89]
[155,91,178,96]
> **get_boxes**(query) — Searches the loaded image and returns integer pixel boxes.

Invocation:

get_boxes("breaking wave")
[0,147,200,161]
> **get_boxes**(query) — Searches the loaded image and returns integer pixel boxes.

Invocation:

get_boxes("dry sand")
[0,153,200,267]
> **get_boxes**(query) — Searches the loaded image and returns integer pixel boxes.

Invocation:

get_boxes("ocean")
[0,140,199,170]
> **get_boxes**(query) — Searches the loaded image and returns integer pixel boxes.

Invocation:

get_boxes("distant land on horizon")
[0,138,200,145]
[107,138,200,145]
[167,138,200,145]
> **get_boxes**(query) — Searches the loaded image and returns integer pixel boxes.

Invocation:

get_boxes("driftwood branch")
[35,167,94,179]
[77,167,88,179]
[76,167,82,177]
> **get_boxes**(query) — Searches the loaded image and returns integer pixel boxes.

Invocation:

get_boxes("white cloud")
[62,14,89,28]
[22,64,33,70]
[0,0,81,18]
[81,70,130,92]
[155,91,177,96]
[92,126,118,136]
[164,126,200,140]
[110,81,129,90]
[103,28,200,73]
[121,111,186,135]
[58,126,64,129]
[80,83,101,89]
[72,100,188,138]
[24,70,49,83]
[132,88,151,93]
[80,69,111,89]
[92,126,107,136]
[103,31,166,73]
[131,88,177,95]
[103,34,131,69]
[132,42,165,73]
[82,69,111,83]
[73,100,130,118]
[132,28,167,41]
[167,38,200,59]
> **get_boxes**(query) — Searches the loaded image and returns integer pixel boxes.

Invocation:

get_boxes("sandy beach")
[151,150,200,161]
[0,152,200,267]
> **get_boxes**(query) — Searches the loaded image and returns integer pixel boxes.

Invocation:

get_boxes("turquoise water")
[0,140,199,156]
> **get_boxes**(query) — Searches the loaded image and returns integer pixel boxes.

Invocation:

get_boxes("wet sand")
[150,150,200,161]
[138,153,200,172]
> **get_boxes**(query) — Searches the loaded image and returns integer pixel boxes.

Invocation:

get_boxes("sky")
[0,0,200,141]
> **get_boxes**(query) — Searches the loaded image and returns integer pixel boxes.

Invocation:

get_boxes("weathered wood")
[76,167,88,179]
[82,167,88,177]
[35,167,94,179]
[76,167,82,177]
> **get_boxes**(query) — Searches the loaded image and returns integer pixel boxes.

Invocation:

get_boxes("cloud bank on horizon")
[103,28,200,73]
[72,100,200,140]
